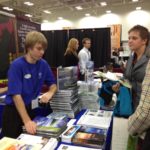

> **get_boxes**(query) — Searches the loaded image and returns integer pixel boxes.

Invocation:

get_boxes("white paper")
[67,119,76,126]
[31,98,39,109]
[111,117,129,150]
[77,110,113,129]
[57,144,101,150]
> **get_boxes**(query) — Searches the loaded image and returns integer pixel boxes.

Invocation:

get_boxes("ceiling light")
[75,6,83,10]
[100,2,107,6]
[85,13,90,17]
[25,14,32,17]
[136,7,142,10]
[106,10,111,14]
[2,6,13,11]
[24,2,34,6]
[43,10,51,14]
[132,0,139,2]
[58,17,63,20]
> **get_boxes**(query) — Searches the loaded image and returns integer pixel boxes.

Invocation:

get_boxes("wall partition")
[43,27,111,68]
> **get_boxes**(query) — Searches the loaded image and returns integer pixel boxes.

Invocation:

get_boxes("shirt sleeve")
[78,51,88,74]
[7,63,23,95]
[44,63,56,86]
[128,60,150,136]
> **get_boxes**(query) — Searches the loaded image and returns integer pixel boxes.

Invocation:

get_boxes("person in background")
[64,38,79,67]
[78,38,91,80]
[113,25,150,111]
[1,31,57,138]
[0,87,7,94]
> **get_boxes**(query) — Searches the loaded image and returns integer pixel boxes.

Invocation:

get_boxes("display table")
[55,109,112,150]
[0,100,112,150]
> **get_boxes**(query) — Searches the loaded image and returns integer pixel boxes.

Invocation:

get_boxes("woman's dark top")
[64,52,79,67]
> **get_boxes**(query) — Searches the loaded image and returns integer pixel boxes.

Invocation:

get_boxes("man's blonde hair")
[25,31,48,51]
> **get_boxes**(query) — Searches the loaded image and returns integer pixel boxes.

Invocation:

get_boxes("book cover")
[61,125,81,143]
[79,126,107,135]
[57,66,78,90]
[31,114,67,133]
[72,132,105,148]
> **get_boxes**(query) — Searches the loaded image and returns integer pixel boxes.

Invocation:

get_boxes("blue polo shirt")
[5,56,56,105]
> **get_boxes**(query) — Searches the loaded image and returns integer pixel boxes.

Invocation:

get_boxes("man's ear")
[143,39,148,46]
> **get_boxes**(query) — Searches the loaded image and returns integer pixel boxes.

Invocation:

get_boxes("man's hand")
[112,83,120,93]
[24,120,37,135]
[39,92,53,103]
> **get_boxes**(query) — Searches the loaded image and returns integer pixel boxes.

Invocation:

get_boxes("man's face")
[128,31,147,52]
[75,41,79,50]
[28,42,45,61]
[84,40,91,49]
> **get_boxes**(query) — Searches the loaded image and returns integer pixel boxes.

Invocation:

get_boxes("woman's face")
[75,41,79,50]
[128,31,147,52]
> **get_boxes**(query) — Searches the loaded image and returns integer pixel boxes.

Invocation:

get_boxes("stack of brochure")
[0,137,42,150]
[0,134,58,150]
[17,133,58,150]
[61,125,107,149]
[50,88,80,118]
[23,112,68,138]
[77,109,113,129]
[50,66,80,118]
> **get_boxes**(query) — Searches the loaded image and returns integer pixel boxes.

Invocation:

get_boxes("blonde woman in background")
[64,38,79,67]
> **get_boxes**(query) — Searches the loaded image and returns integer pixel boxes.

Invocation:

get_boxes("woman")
[64,38,79,67]
[113,25,149,110]
[125,25,149,110]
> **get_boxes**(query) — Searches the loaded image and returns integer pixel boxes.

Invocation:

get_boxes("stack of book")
[78,92,99,110]
[61,125,107,149]
[50,66,80,118]
[23,112,68,138]
[50,88,80,118]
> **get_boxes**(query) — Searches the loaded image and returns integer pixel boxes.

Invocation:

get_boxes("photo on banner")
[0,14,17,79]
[108,24,122,57]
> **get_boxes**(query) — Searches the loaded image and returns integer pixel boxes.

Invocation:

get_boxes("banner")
[16,18,40,54]
[108,24,121,54]
[0,14,16,78]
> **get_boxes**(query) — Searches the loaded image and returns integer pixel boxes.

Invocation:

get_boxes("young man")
[78,38,91,80]
[1,31,57,138]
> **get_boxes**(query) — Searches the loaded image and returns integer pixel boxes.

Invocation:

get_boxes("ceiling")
[0,0,149,23]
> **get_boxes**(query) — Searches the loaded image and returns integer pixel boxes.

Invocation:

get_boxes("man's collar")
[83,47,89,51]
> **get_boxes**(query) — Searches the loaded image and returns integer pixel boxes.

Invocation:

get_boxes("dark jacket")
[142,128,150,150]
[124,53,149,110]
[64,52,79,67]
